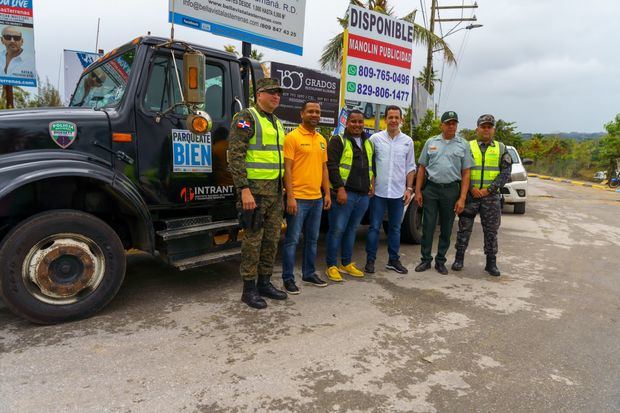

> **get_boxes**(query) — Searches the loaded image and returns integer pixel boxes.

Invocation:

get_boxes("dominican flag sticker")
[237,120,251,130]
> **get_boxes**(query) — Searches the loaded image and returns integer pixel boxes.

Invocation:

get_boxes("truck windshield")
[70,48,135,108]
[507,147,521,164]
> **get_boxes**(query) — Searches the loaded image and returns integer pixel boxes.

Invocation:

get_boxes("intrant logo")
[180,187,195,202]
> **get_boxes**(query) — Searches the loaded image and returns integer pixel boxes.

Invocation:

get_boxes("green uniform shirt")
[418,134,473,184]
[228,105,282,196]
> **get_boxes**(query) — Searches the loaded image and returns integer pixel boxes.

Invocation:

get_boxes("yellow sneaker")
[338,263,365,278]
[325,266,343,282]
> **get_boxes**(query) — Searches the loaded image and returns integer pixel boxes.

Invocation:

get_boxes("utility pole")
[424,0,436,102]
[3,85,14,109]
[424,1,478,117]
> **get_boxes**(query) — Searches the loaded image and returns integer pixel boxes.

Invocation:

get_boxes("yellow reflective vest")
[245,107,284,180]
[333,135,374,188]
[470,140,504,189]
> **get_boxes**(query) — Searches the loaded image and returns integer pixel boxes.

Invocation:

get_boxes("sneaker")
[338,263,364,278]
[283,279,300,295]
[325,266,343,282]
[364,260,375,274]
[386,259,408,274]
[302,273,328,287]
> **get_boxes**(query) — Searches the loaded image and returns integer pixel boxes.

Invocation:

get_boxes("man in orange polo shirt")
[282,100,332,294]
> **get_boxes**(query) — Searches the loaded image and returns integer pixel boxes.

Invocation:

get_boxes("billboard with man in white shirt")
[0,0,37,87]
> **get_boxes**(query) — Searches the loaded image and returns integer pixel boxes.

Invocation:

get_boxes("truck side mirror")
[522,158,534,166]
[182,51,212,135]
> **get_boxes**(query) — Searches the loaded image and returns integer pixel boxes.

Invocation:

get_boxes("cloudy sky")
[30,0,619,133]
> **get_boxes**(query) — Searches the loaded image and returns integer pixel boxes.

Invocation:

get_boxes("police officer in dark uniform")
[228,78,288,309]
[452,114,512,276]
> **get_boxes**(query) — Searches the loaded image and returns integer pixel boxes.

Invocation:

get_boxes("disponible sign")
[169,0,306,55]
[343,5,414,107]
[0,0,37,87]
[271,61,340,126]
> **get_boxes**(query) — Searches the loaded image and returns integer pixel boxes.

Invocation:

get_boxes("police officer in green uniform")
[414,111,473,275]
[228,78,288,309]
[452,114,512,276]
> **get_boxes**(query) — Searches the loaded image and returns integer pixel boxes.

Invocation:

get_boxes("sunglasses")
[2,34,22,41]
[261,90,282,96]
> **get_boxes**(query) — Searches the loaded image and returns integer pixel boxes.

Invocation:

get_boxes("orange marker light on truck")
[112,133,132,142]
[189,67,198,90]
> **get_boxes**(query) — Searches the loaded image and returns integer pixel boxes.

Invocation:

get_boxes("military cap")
[440,111,459,123]
[477,114,496,126]
[256,78,283,94]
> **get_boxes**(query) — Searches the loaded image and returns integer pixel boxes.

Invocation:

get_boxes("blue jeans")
[326,191,370,267]
[282,198,323,281]
[366,195,404,262]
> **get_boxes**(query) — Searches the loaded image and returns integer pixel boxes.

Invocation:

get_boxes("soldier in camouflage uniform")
[228,78,288,309]
[452,114,512,276]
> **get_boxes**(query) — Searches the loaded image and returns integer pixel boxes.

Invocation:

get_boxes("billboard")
[0,0,36,87]
[342,5,414,108]
[270,61,340,127]
[169,0,306,55]
[63,49,102,104]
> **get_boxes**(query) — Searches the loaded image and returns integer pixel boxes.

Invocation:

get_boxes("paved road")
[1,178,619,412]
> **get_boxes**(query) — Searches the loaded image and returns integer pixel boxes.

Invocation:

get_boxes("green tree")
[458,127,476,141]
[600,113,620,176]
[320,1,456,71]
[411,109,441,150]
[494,119,523,148]
[0,86,32,109]
[29,78,62,107]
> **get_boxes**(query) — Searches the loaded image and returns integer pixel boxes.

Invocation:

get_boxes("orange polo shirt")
[283,125,328,199]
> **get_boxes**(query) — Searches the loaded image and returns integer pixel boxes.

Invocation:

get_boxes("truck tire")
[401,203,423,244]
[364,103,374,119]
[0,210,126,324]
[513,202,526,214]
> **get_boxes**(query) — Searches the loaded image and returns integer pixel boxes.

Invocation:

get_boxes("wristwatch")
[406,187,414,193]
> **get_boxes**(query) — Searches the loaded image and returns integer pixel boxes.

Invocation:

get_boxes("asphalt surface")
[1,178,620,412]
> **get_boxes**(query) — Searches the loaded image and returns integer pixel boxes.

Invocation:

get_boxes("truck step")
[171,248,241,271]
[156,219,240,241]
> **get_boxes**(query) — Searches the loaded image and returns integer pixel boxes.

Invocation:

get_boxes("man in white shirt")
[0,26,35,80]
[365,105,416,274]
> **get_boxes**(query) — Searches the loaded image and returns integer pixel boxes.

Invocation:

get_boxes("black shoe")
[241,280,267,309]
[451,251,465,271]
[302,274,328,287]
[283,279,300,295]
[257,275,288,300]
[364,260,375,274]
[485,256,501,277]
[435,262,449,275]
[386,259,408,274]
[415,261,431,272]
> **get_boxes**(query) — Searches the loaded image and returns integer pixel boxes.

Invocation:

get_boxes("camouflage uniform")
[455,141,512,257]
[229,105,283,281]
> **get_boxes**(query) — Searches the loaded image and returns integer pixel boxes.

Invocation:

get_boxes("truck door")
[135,50,236,211]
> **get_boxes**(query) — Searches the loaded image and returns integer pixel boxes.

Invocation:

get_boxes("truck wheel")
[401,203,423,244]
[364,103,374,119]
[0,210,126,324]
[514,202,526,214]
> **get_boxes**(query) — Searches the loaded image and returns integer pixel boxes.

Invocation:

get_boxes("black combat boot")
[241,280,268,309]
[485,256,501,277]
[257,275,288,300]
[451,250,465,271]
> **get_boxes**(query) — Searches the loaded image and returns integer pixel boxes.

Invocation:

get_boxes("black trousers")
[420,181,460,264]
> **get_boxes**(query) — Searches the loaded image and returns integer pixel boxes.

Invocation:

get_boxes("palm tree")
[320,0,456,73]
[418,65,441,95]
[223,45,264,62]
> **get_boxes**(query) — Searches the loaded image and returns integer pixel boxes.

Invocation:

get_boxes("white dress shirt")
[0,49,36,79]
[370,129,416,199]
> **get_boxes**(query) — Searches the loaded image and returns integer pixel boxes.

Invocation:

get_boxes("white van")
[501,145,532,214]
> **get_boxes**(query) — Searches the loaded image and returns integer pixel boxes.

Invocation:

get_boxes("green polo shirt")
[418,134,473,184]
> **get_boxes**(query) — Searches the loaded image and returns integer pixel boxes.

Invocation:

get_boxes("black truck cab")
[0,36,261,324]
